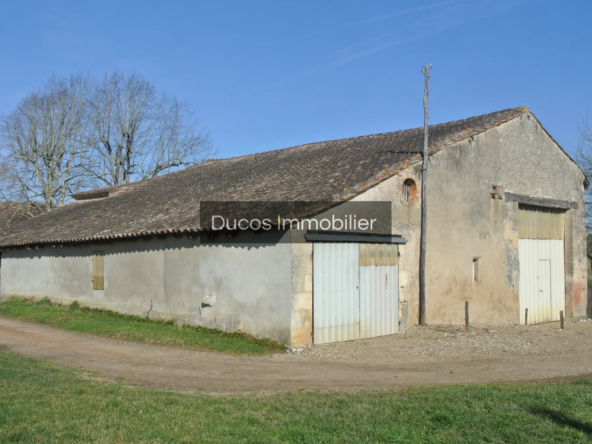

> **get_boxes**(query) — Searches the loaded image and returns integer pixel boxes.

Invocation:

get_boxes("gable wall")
[422,112,587,324]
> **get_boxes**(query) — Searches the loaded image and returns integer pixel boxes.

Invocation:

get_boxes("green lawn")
[0,298,284,354]
[1,352,591,443]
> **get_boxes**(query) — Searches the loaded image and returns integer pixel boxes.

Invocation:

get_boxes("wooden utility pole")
[419,64,432,326]
[465,301,470,332]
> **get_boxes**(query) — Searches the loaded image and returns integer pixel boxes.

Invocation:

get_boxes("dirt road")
[1,316,591,394]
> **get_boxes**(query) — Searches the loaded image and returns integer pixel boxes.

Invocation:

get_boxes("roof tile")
[0,107,527,247]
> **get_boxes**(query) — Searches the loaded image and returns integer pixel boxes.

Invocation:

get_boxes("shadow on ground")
[529,407,592,436]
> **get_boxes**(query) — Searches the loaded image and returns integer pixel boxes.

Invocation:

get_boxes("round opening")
[402,178,417,205]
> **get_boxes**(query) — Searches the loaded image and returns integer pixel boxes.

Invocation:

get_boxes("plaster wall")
[289,164,423,346]
[421,113,587,324]
[1,231,293,344]
[290,112,587,345]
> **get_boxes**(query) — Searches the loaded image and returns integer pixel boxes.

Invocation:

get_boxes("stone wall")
[290,111,588,345]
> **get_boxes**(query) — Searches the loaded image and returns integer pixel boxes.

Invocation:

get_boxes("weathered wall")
[290,111,587,346]
[422,112,587,324]
[0,231,294,345]
[289,165,423,346]
[290,242,314,346]
[349,164,422,332]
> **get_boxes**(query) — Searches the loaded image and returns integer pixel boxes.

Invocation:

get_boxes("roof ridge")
[64,107,526,202]
[203,106,527,164]
[0,106,536,249]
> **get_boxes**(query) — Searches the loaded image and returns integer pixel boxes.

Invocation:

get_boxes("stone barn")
[0,107,588,347]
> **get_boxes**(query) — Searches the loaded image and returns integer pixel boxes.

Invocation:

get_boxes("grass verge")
[0,351,591,443]
[0,298,284,354]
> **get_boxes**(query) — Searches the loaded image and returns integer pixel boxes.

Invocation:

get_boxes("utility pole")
[419,64,432,326]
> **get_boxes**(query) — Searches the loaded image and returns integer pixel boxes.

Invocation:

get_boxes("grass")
[0,298,285,354]
[0,352,591,443]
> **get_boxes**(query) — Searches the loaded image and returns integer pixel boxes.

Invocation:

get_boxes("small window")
[402,179,417,204]
[93,251,104,290]
[472,257,480,282]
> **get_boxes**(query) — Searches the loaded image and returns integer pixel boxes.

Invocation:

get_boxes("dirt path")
[1,316,591,394]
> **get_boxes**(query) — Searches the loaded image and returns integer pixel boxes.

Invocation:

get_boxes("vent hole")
[473,257,480,282]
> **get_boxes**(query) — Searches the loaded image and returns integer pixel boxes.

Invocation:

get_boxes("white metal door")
[313,242,399,344]
[518,205,565,324]
[313,243,360,344]
[518,239,565,324]
[538,259,551,311]
[359,244,399,338]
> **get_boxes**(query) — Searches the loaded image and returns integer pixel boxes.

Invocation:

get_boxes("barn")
[0,106,588,347]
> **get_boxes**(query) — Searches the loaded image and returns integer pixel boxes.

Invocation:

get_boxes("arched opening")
[402,178,417,205]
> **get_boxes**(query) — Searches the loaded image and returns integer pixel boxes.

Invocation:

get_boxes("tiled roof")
[0,107,529,248]
[0,203,43,232]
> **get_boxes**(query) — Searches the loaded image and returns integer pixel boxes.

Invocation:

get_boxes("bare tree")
[0,159,43,225]
[0,201,44,229]
[0,74,91,211]
[577,109,592,232]
[87,72,212,187]
[0,71,211,210]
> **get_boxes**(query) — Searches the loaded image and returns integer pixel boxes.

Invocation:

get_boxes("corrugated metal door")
[359,244,399,338]
[538,259,551,308]
[313,242,399,344]
[518,205,565,324]
[313,243,360,344]
[519,239,564,324]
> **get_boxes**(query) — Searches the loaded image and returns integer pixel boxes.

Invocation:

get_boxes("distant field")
[1,351,591,443]
[0,298,284,354]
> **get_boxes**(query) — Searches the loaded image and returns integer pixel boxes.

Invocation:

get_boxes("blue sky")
[0,0,590,159]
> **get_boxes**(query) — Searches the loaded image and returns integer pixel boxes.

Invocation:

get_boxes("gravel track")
[276,318,592,363]
[1,316,591,394]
